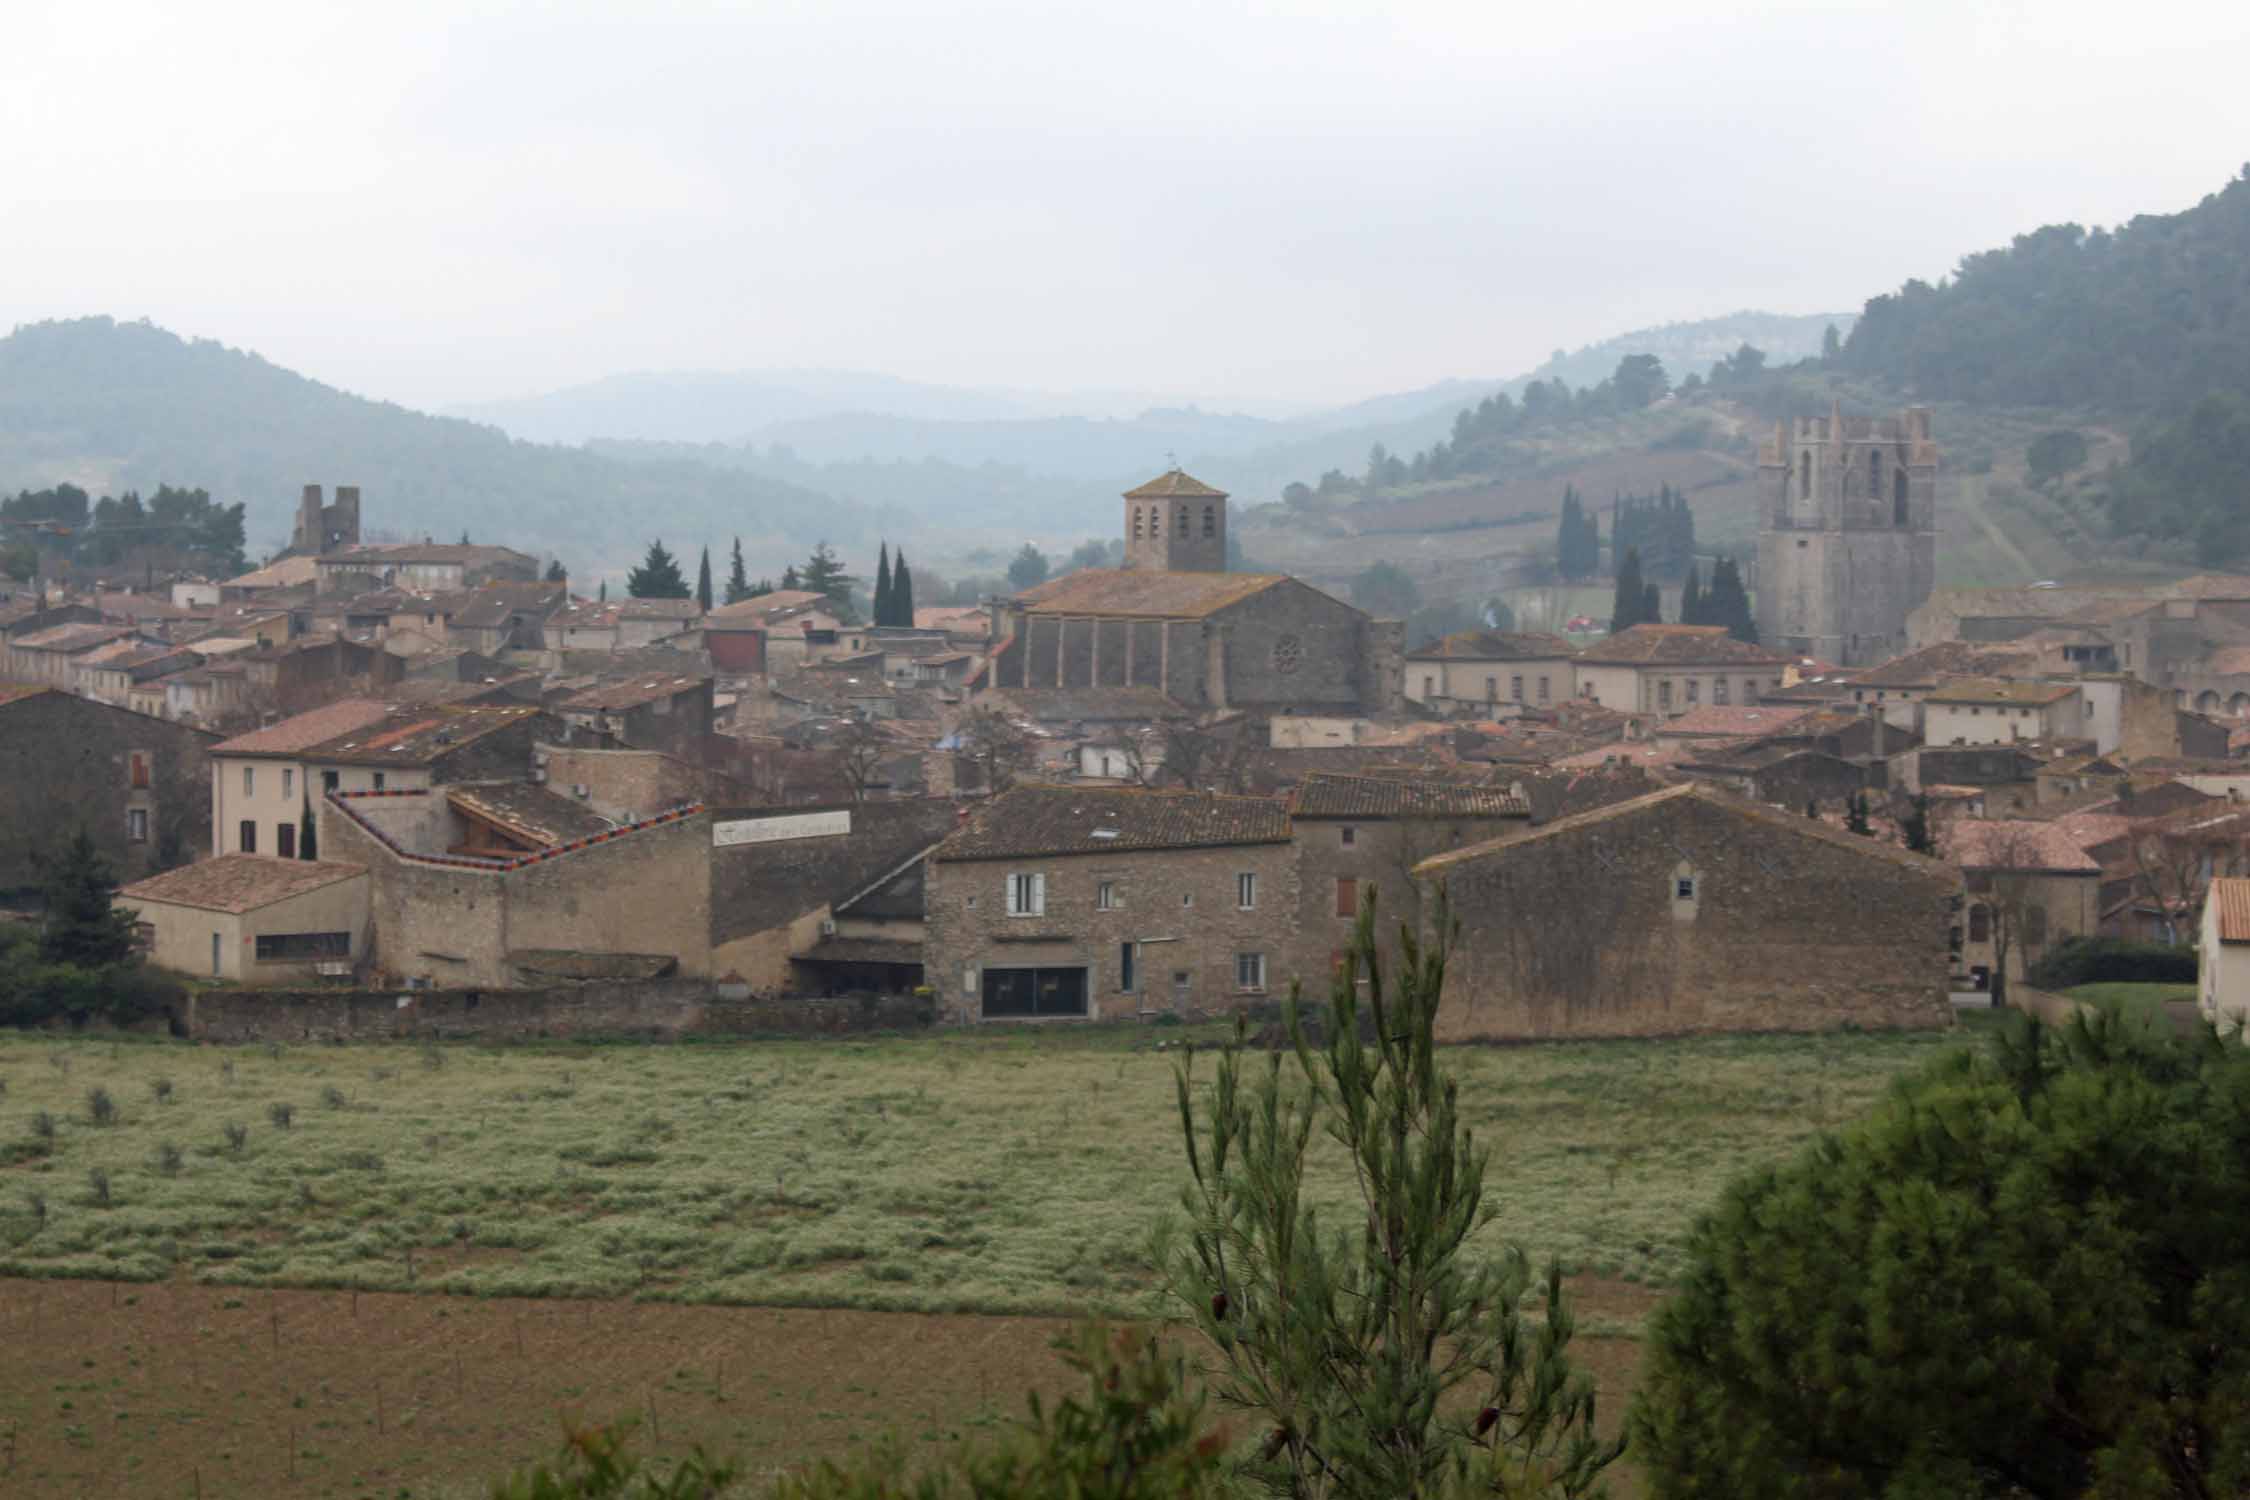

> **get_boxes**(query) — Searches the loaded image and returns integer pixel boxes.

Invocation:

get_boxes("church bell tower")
[1122,468,1227,573]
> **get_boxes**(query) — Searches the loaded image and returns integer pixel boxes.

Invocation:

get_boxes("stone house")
[71,641,202,708]
[315,543,539,596]
[1571,625,1789,717]
[209,700,569,858]
[118,854,370,985]
[445,581,568,655]
[1288,773,1530,972]
[5,621,151,686]
[0,684,217,895]
[1403,630,1579,711]
[925,784,1295,1021]
[1944,818,2103,993]
[1922,678,2087,746]
[1844,641,2037,730]
[556,673,715,759]
[1415,782,1958,1039]
[2199,877,2250,1036]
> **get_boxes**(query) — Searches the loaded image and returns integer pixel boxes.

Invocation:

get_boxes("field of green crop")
[0,1021,1981,1316]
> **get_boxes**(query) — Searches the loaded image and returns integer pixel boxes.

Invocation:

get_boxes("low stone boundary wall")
[179,981,932,1044]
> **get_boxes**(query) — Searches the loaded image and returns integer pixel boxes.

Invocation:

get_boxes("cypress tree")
[724,537,751,605]
[299,792,318,861]
[1610,546,1646,635]
[1680,563,1704,625]
[1641,581,1662,626]
[892,549,915,625]
[874,542,893,625]
[695,546,714,612]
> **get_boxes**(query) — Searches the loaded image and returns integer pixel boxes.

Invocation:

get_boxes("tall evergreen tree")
[874,542,893,625]
[298,791,318,861]
[1706,556,1759,643]
[780,564,801,591]
[37,829,137,967]
[695,545,714,612]
[723,537,752,605]
[1680,563,1704,625]
[1610,546,1646,635]
[598,580,607,602]
[1641,581,1662,627]
[1556,488,1587,580]
[798,541,855,616]
[625,540,691,600]
[891,549,915,625]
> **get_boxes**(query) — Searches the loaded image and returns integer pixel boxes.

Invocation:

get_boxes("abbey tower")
[1122,468,1227,572]
[1754,403,1937,667]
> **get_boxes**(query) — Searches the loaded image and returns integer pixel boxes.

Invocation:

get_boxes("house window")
[1537,676,1550,703]
[1657,680,1673,710]
[1202,505,1215,537]
[1007,872,1046,917]
[1686,679,1700,705]
[372,772,386,790]
[1800,451,1812,499]
[1096,880,1117,911]
[1120,942,1136,993]
[126,808,148,844]
[1713,678,1730,705]
[1486,676,1498,702]
[1968,904,1991,943]
[277,824,296,859]
[1236,953,1267,992]
[322,770,338,791]
[1237,872,1257,910]
[2024,905,2048,948]
[1510,675,1523,702]
[239,820,257,854]
[1676,874,1696,900]
[1335,877,1357,918]
[242,766,255,797]
[1181,892,1193,908]
[1423,674,1437,697]
[282,768,294,799]
[1340,826,1355,847]
[129,753,150,789]
[253,931,351,961]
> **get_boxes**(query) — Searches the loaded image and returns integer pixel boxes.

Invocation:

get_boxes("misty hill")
[0,319,865,576]
[449,369,1062,447]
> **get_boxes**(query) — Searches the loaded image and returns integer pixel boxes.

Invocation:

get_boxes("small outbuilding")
[119,854,369,984]
[2200,876,2250,1037]
[1414,781,1958,1040]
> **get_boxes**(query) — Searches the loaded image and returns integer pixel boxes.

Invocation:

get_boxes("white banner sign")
[713,809,852,847]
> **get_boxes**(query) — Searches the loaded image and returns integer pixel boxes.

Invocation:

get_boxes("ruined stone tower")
[290,484,362,557]
[1754,403,1936,667]
[1122,469,1227,572]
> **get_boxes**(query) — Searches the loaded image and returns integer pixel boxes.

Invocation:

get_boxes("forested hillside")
[0,319,863,573]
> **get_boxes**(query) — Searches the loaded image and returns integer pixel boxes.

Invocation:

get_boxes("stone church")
[987,469,1404,713]
[1754,403,1937,668]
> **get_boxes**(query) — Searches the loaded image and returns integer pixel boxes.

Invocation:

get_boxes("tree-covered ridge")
[1838,166,2250,413]
[0,318,864,573]
[1,482,246,578]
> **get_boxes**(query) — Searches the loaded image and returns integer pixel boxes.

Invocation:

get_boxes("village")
[7,423,2250,1038]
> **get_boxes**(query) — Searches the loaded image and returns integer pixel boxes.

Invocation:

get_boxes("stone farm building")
[1416,782,1959,1040]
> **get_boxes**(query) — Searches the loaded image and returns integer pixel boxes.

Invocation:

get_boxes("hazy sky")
[7,0,2248,412]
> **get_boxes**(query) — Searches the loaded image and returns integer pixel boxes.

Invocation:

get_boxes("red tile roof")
[120,854,366,914]
[937,784,1289,860]
[1926,678,2079,707]
[2211,876,2250,942]
[212,699,393,756]
[1122,468,1227,499]
[1943,819,2102,873]
[1012,569,1292,619]
[1293,773,1528,819]
[1574,625,1787,667]
[1407,630,1579,662]
[1655,704,1816,739]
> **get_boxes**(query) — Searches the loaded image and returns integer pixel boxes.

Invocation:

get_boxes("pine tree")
[874,542,893,626]
[723,537,752,605]
[798,542,854,616]
[625,540,691,600]
[780,564,801,592]
[695,545,714,612]
[544,558,566,583]
[1610,546,1646,635]
[1680,563,1704,625]
[892,549,915,625]
[38,829,138,967]
[1165,890,1624,1498]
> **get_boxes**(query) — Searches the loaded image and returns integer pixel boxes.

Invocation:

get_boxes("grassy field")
[0,1022,1980,1315]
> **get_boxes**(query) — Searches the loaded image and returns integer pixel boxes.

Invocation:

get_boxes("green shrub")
[2025,935,2196,990]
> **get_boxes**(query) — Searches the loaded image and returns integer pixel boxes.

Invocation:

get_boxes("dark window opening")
[1119,943,1135,993]
[1799,451,1811,499]
[982,965,1089,1019]
[239,820,257,854]
[1335,876,1358,918]
[276,824,296,860]
[1893,466,1909,525]
[254,931,349,961]
[322,770,339,791]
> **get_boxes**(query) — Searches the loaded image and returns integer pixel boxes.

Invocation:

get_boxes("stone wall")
[0,690,216,894]
[179,980,931,1044]
[1291,813,1529,980]
[925,840,1299,1022]
[1423,786,1957,1040]
[538,744,712,824]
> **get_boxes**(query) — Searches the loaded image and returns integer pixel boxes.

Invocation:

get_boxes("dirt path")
[1951,472,2041,582]
[0,1277,1650,1498]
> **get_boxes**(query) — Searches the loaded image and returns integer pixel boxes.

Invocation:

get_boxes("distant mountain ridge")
[0,318,865,578]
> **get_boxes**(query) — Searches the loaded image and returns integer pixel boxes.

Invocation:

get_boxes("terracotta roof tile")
[1012,569,1293,619]
[1655,704,1816,739]
[560,674,709,711]
[1926,678,2080,706]
[936,784,1289,861]
[1407,630,1579,662]
[120,854,366,914]
[1122,468,1227,500]
[2211,876,2250,942]
[1293,773,1528,819]
[1850,642,2038,688]
[212,699,393,755]
[446,783,615,847]
[1574,624,1787,667]
[1943,818,2102,873]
